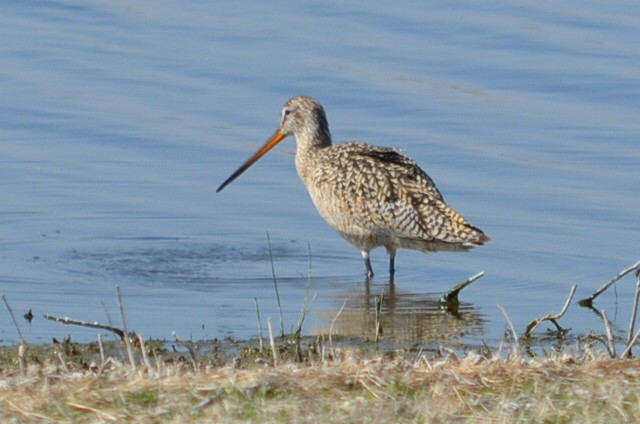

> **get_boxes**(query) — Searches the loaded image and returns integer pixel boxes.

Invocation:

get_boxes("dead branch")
[626,271,640,354]
[524,284,577,337]
[171,331,197,369]
[579,260,640,307]
[43,314,125,340]
[440,271,485,307]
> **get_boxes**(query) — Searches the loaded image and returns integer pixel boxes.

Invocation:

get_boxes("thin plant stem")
[266,231,285,337]
[497,304,519,358]
[294,243,316,340]
[329,299,347,359]
[116,285,136,371]
[255,298,264,352]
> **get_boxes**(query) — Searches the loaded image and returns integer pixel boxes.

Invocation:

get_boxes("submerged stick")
[43,314,125,340]
[374,293,384,344]
[440,271,485,307]
[524,284,577,337]
[579,260,640,307]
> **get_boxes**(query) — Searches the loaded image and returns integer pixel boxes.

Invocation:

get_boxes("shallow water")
[1,1,639,349]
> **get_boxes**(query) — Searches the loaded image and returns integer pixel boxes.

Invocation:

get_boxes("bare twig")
[440,271,485,306]
[2,294,24,342]
[266,232,285,337]
[138,334,154,374]
[43,314,125,339]
[524,284,577,337]
[579,260,640,307]
[621,327,640,358]
[116,285,136,371]
[101,300,114,328]
[329,299,347,358]
[497,304,519,358]
[98,333,106,374]
[268,317,279,366]
[597,309,616,358]
[627,273,640,351]
[172,331,197,370]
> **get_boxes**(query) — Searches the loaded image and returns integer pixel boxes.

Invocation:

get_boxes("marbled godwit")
[217,96,489,278]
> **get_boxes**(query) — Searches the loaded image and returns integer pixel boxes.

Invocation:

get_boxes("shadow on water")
[56,240,486,348]
[320,277,485,345]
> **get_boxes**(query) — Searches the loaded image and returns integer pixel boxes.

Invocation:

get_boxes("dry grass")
[1,342,640,423]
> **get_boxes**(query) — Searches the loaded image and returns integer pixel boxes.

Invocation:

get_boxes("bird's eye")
[283,108,291,118]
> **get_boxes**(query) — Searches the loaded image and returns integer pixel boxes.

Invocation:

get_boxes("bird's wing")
[317,144,475,244]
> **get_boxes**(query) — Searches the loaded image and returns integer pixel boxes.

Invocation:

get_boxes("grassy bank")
[1,340,639,423]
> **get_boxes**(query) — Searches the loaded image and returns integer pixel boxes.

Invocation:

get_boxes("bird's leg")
[361,251,374,279]
[385,246,396,278]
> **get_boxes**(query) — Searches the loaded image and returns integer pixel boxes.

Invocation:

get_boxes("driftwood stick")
[579,260,640,307]
[524,284,577,337]
[43,314,125,340]
[440,271,485,306]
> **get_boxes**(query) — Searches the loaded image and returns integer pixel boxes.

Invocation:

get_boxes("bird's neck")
[294,126,332,158]
[294,130,331,182]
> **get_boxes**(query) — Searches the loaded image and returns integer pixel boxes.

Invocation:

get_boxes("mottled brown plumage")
[218,95,490,278]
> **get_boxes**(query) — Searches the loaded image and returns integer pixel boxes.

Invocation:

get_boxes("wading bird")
[217,96,489,278]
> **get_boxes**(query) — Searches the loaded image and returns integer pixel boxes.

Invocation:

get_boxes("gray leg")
[386,246,396,278]
[389,256,395,277]
[361,251,374,279]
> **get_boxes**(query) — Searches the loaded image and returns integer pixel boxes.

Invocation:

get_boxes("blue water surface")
[1,0,639,348]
